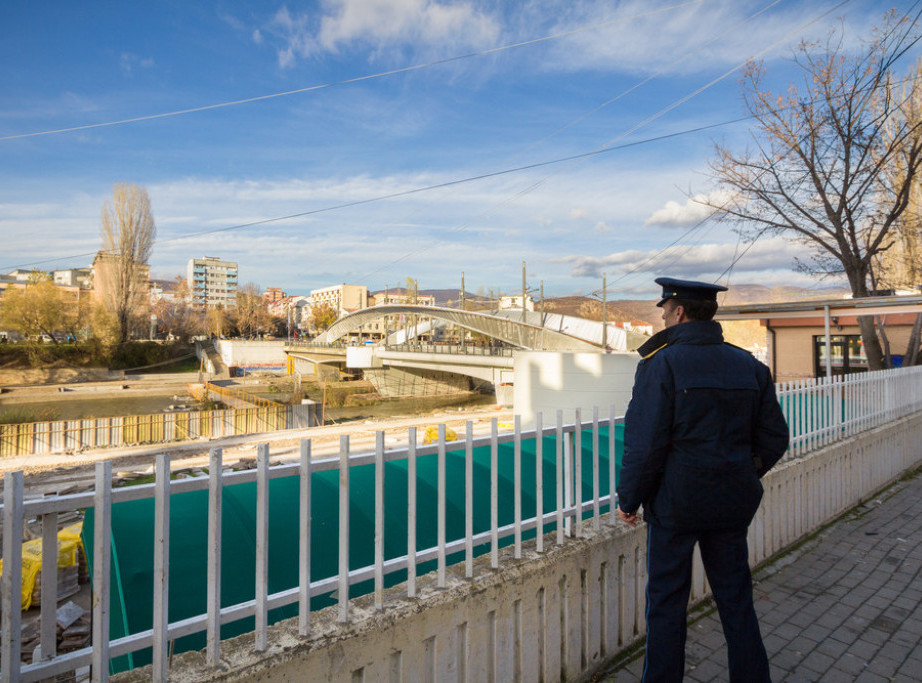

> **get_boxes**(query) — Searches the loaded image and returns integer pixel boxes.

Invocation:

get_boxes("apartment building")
[310,284,368,316]
[187,257,237,309]
[53,268,93,289]
[263,287,285,307]
[366,288,436,341]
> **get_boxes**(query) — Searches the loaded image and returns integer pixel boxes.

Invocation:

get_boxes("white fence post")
[92,461,112,682]
[153,453,171,680]
[255,444,269,651]
[2,471,24,683]
[299,439,312,636]
[207,448,223,666]
[338,435,350,623]
[408,427,417,597]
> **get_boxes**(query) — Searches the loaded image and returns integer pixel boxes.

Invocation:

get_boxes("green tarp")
[84,425,624,674]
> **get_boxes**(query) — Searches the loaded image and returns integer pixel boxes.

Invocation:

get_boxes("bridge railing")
[285,340,514,357]
[382,342,514,357]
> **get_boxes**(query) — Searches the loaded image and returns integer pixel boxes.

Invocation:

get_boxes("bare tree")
[706,12,922,370]
[99,183,156,343]
[151,277,202,342]
[232,283,273,339]
[205,306,228,339]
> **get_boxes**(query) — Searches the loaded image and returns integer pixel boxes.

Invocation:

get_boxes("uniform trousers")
[641,521,770,683]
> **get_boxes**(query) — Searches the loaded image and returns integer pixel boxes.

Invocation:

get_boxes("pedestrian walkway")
[601,469,922,682]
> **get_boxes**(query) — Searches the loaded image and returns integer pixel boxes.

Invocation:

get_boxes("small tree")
[205,306,228,339]
[99,183,156,343]
[310,303,338,333]
[706,11,922,370]
[0,272,77,343]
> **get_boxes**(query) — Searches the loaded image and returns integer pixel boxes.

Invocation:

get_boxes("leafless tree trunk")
[706,11,922,370]
[100,183,156,344]
[906,314,922,366]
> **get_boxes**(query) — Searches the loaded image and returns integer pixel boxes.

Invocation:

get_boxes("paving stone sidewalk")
[602,471,922,682]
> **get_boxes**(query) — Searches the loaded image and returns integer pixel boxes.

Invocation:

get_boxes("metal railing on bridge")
[381,342,514,357]
[3,366,922,680]
[285,340,514,357]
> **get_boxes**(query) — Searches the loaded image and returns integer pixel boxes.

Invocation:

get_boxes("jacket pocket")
[663,460,763,532]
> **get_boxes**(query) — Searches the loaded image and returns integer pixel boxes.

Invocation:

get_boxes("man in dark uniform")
[616,277,789,682]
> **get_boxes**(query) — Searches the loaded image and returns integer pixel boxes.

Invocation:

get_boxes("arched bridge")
[313,304,646,351]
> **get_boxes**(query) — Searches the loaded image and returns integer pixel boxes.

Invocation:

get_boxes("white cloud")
[252,28,263,44]
[594,221,612,233]
[644,190,735,228]
[569,208,587,220]
[538,0,874,76]
[119,53,155,75]
[267,0,500,67]
[559,236,806,283]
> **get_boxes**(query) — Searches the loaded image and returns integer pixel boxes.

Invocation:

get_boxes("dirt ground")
[0,372,511,495]
[0,365,120,387]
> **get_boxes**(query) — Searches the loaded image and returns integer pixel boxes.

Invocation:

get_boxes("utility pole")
[461,272,466,351]
[602,273,608,351]
[540,280,545,350]
[521,261,527,324]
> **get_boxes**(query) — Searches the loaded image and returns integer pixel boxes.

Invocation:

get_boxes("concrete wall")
[363,366,474,397]
[216,340,287,367]
[143,411,922,683]
[513,352,639,428]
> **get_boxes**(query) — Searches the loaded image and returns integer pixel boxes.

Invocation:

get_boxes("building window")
[814,335,868,377]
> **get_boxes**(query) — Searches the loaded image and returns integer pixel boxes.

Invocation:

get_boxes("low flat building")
[716,294,922,381]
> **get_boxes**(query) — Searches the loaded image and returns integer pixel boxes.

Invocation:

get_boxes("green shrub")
[0,406,60,425]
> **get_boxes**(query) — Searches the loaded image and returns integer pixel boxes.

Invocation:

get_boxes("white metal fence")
[776,365,922,458]
[1,408,619,682]
[2,366,922,681]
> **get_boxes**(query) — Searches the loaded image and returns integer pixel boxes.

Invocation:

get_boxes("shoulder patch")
[641,342,668,360]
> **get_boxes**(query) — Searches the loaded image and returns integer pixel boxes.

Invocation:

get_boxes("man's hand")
[618,506,640,527]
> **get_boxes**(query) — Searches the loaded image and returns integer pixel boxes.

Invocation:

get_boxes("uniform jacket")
[616,320,789,531]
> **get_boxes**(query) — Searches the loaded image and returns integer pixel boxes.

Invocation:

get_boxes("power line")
[0,0,708,142]
[364,0,849,284]
[0,118,746,272]
[359,0,790,282]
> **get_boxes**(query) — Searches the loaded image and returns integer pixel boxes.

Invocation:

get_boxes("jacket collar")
[636,320,724,357]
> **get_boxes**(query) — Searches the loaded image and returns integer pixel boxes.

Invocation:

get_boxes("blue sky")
[0,0,915,299]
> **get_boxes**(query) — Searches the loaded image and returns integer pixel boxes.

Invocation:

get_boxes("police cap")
[654,277,728,308]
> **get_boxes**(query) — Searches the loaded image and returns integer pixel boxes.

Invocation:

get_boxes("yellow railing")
[0,404,298,458]
[203,381,287,409]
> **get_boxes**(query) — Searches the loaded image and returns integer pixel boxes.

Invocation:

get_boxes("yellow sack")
[423,425,459,445]
[0,521,83,611]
